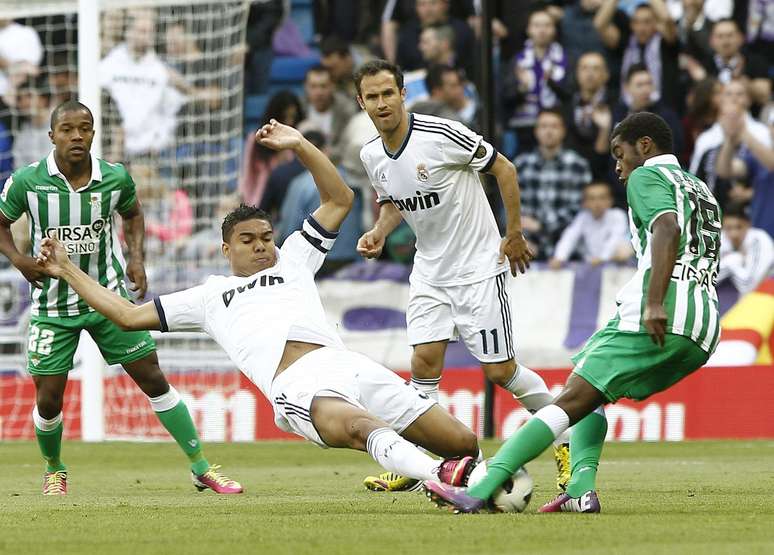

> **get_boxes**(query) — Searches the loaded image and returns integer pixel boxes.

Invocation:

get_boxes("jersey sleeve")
[0,174,29,222]
[116,166,138,215]
[153,285,207,332]
[360,147,391,204]
[280,214,338,274]
[434,118,497,173]
[626,168,677,232]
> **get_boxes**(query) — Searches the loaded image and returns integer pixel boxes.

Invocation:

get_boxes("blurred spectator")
[715,102,774,237]
[130,162,194,262]
[743,0,774,67]
[504,9,567,153]
[314,0,381,47]
[676,0,715,64]
[0,97,11,180]
[701,19,771,109]
[595,0,680,109]
[613,64,684,157]
[562,52,613,180]
[337,110,378,230]
[244,0,285,95]
[178,193,241,278]
[514,109,591,259]
[320,35,360,100]
[682,78,721,162]
[0,19,43,106]
[392,0,476,77]
[99,10,198,160]
[548,181,632,269]
[411,64,477,126]
[561,0,619,71]
[48,52,78,107]
[299,66,357,164]
[259,129,326,224]
[278,136,363,277]
[718,202,774,294]
[691,79,772,176]
[240,90,303,206]
[12,76,51,168]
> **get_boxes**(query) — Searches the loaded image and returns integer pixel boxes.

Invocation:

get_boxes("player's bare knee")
[345,414,381,450]
[35,390,64,417]
[482,360,516,387]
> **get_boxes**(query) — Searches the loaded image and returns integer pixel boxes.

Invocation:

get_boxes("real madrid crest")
[416,163,429,182]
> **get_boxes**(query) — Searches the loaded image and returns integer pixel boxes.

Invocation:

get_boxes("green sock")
[35,422,66,473]
[566,410,608,498]
[155,401,210,475]
[468,417,556,500]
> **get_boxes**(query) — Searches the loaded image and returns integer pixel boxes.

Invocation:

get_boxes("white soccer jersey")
[154,216,345,398]
[360,113,506,286]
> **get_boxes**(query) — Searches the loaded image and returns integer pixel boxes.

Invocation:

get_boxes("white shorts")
[407,272,515,363]
[269,347,436,448]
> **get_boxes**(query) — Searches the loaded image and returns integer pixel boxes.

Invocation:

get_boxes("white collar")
[46,149,103,188]
[644,154,680,167]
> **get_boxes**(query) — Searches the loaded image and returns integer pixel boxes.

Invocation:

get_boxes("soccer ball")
[466,459,533,513]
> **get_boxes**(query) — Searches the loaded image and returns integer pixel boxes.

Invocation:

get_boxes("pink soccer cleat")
[192,465,243,494]
[437,455,477,487]
[539,490,601,513]
[424,481,486,514]
[42,470,67,495]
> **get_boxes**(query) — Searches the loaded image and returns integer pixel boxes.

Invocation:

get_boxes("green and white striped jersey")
[616,154,721,354]
[0,151,137,318]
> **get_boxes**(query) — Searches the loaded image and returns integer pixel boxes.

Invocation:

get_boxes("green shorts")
[27,312,156,376]
[571,321,709,403]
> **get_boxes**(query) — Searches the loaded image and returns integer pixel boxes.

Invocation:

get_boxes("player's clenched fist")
[357,229,385,259]
[499,232,533,276]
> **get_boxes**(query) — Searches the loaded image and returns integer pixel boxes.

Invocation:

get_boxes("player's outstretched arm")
[256,119,354,232]
[644,212,680,347]
[486,153,533,276]
[36,237,161,331]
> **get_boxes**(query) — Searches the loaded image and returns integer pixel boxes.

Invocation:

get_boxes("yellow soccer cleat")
[363,472,422,492]
[554,443,571,492]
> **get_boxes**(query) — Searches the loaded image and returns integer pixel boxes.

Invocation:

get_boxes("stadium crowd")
[0,0,771,292]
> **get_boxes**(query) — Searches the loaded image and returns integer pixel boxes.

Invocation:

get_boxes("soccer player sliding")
[424,112,722,513]
[35,119,483,490]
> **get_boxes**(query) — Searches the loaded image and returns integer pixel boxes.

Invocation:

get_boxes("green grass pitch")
[2,440,773,555]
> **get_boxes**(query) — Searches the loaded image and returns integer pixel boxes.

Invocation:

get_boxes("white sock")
[503,364,570,445]
[365,427,440,481]
[410,376,440,402]
[534,405,570,439]
[148,386,181,412]
[33,406,63,431]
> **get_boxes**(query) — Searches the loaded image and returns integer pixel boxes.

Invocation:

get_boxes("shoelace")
[203,465,237,487]
[44,472,66,494]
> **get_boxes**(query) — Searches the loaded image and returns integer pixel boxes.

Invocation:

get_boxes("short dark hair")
[221,204,273,242]
[537,107,565,125]
[722,201,749,221]
[320,35,350,58]
[50,100,93,130]
[425,64,457,92]
[611,111,674,153]
[625,63,651,83]
[353,59,404,96]
[303,129,327,150]
[305,64,330,80]
[712,18,741,34]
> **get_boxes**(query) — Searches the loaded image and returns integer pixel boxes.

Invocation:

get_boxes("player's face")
[610,135,645,185]
[357,71,406,134]
[722,216,748,251]
[49,109,94,164]
[222,218,277,277]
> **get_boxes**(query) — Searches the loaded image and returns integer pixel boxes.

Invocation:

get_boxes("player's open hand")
[356,229,385,259]
[643,303,668,347]
[255,119,302,152]
[499,233,533,276]
[125,258,147,300]
[35,237,69,278]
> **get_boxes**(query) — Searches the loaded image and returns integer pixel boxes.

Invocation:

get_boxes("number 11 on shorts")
[479,328,499,355]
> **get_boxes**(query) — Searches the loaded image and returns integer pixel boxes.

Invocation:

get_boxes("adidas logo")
[379,172,387,182]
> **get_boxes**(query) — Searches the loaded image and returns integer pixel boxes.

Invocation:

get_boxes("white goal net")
[0,0,251,442]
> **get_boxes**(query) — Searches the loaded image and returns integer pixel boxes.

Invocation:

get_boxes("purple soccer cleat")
[539,490,601,513]
[424,481,486,514]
